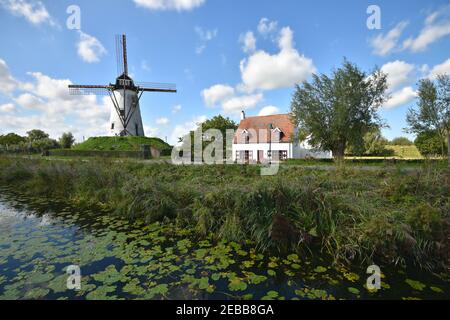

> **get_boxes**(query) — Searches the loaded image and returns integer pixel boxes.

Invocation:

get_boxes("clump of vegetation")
[0,157,448,272]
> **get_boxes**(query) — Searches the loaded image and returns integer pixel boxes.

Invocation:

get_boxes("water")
[0,187,448,300]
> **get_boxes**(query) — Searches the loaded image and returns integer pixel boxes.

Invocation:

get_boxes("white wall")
[109,89,145,136]
[232,142,332,160]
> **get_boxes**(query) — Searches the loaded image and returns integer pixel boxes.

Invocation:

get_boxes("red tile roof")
[234,113,295,143]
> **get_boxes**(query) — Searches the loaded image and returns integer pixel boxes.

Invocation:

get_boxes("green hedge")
[48,149,149,159]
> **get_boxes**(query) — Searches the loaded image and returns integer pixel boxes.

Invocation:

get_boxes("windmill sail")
[115,34,128,77]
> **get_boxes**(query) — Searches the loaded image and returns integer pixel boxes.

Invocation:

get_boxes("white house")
[232,111,332,162]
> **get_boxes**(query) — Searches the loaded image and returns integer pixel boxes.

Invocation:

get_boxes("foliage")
[59,132,75,149]
[27,129,49,142]
[291,59,389,159]
[406,75,450,156]
[0,157,448,272]
[347,126,391,156]
[179,115,238,161]
[0,133,26,146]
[73,136,171,153]
[389,137,414,146]
[414,130,448,157]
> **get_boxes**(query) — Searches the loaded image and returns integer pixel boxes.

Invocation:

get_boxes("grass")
[385,145,422,159]
[73,136,171,152]
[0,156,448,272]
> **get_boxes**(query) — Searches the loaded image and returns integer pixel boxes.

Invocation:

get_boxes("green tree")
[0,133,26,146]
[291,59,388,159]
[406,74,450,157]
[59,132,75,149]
[347,126,390,156]
[26,129,49,142]
[180,115,238,161]
[390,137,413,146]
[414,130,447,157]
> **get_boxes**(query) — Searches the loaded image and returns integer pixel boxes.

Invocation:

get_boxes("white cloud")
[0,103,15,113]
[0,0,56,26]
[384,86,417,109]
[239,31,256,53]
[258,105,280,116]
[156,117,169,125]
[239,27,316,91]
[0,58,20,94]
[195,26,217,54]
[134,0,205,11]
[0,59,111,140]
[403,7,450,52]
[257,18,278,35]
[221,93,263,114]
[77,31,107,63]
[201,84,235,107]
[370,21,408,56]
[201,84,263,115]
[380,60,415,90]
[172,104,182,114]
[429,58,450,79]
[170,115,207,145]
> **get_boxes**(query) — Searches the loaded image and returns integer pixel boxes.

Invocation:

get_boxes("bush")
[414,130,447,157]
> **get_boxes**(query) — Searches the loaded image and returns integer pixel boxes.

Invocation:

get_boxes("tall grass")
[0,157,448,271]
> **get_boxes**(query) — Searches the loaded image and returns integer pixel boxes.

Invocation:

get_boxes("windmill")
[69,34,176,137]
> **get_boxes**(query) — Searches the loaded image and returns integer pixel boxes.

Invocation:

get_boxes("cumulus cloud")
[156,117,169,125]
[201,84,235,107]
[258,105,280,116]
[0,58,20,94]
[257,18,278,35]
[0,59,111,140]
[0,103,15,113]
[370,21,408,56]
[0,0,56,26]
[384,86,417,109]
[239,31,256,53]
[380,60,415,90]
[239,27,316,91]
[134,0,205,11]
[429,58,450,79]
[403,7,450,52]
[170,115,207,145]
[77,31,107,63]
[201,84,263,115]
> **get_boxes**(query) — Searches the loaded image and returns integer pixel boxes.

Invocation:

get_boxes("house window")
[111,122,115,130]
[267,150,288,161]
[135,123,139,135]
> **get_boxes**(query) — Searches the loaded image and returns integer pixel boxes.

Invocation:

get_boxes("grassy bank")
[0,157,448,271]
[73,136,171,152]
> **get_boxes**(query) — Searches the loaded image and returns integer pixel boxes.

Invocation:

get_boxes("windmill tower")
[69,35,176,137]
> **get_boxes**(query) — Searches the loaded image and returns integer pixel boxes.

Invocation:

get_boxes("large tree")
[59,132,76,149]
[291,59,388,159]
[406,74,450,157]
[26,129,49,142]
[180,115,238,161]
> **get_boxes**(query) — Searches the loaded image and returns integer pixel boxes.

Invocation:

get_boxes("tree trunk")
[333,141,346,162]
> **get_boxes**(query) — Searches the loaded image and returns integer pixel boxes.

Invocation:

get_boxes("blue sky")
[0,0,449,144]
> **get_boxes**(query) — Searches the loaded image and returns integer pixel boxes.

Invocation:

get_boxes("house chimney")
[241,110,246,120]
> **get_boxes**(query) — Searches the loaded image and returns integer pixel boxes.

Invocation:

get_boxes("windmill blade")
[122,35,128,76]
[115,35,124,76]
[135,82,177,93]
[68,84,111,96]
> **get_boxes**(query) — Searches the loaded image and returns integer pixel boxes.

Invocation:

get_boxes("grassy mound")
[73,136,171,152]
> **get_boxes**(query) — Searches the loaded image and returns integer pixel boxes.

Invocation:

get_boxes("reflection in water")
[0,187,448,300]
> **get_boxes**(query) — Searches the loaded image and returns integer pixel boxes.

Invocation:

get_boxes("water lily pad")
[405,279,426,291]
[314,266,327,273]
[430,286,443,293]
[228,277,247,292]
[348,287,360,295]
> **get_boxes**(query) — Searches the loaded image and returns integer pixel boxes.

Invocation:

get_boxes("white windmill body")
[109,76,145,136]
[69,34,176,137]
